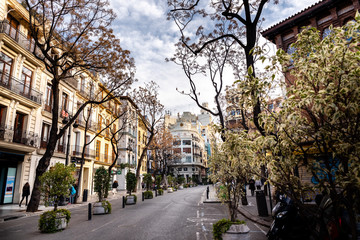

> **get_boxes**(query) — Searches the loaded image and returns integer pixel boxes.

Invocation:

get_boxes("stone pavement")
[203,184,273,228]
[0,189,131,223]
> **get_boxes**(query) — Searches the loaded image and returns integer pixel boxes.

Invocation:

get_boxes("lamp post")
[63,116,78,166]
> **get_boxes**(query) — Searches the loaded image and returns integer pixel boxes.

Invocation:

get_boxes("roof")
[261,0,346,41]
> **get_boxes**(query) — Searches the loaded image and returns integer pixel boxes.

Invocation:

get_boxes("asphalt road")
[0,186,268,240]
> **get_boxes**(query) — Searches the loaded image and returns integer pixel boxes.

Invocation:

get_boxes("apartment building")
[166,112,208,183]
[0,0,135,204]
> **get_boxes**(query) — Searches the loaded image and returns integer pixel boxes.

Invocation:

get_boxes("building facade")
[166,112,208,183]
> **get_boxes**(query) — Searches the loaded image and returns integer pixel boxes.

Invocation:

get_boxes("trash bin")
[83,189,88,202]
[255,190,268,216]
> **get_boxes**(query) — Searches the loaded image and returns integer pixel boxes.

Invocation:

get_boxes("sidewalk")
[203,184,273,228]
[0,189,130,223]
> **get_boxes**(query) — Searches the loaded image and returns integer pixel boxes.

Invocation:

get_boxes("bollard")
[123,196,125,208]
[155,190,157,197]
[88,203,92,220]
[142,192,144,201]
[206,186,209,199]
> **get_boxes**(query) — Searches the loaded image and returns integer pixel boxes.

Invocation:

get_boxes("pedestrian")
[69,185,76,204]
[112,180,118,195]
[19,182,30,207]
[255,179,262,190]
[249,178,255,196]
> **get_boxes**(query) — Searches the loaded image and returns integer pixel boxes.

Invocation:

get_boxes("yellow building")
[137,114,149,186]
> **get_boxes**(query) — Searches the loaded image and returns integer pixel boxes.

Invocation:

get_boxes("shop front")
[0,152,24,204]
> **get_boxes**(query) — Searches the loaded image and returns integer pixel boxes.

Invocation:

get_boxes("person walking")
[112,180,118,195]
[19,182,30,207]
[69,185,76,204]
[249,179,255,196]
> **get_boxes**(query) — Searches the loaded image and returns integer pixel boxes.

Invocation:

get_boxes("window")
[96,140,101,161]
[21,66,33,96]
[105,119,110,138]
[173,140,181,145]
[192,168,195,172]
[98,115,103,131]
[0,52,13,85]
[177,168,182,171]
[322,27,332,39]
[183,140,191,145]
[236,109,241,115]
[186,156,192,163]
[27,32,35,52]
[230,110,235,116]
[80,76,85,92]
[41,123,50,148]
[61,92,69,114]
[44,83,52,112]
[174,148,181,154]
[105,144,109,163]
[7,14,19,40]
[184,167,188,171]
[183,148,191,154]
[287,44,296,65]
[13,112,25,143]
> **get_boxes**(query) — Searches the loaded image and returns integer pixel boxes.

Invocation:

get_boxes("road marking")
[254,223,267,235]
[196,232,200,240]
[197,210,199,218]
[163,202,172,210]
[91,221,113,232]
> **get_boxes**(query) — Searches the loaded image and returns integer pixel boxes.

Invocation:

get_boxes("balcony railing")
[14,130,39,147]
[0,20,44,58]
[72,145,95,159]
[0,71,42,104]
[0,123,13,141]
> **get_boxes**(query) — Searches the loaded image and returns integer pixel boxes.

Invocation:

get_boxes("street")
[0,186,268,240]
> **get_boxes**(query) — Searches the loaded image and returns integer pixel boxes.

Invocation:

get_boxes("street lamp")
[63,116,78,166]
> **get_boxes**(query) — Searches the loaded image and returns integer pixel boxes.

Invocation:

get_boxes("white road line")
[196,232,200,240]
[91,221,113,232]
[254,223,267,235]
[197,210,199,218]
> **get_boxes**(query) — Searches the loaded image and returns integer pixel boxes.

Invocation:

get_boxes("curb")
[237,207,272,228]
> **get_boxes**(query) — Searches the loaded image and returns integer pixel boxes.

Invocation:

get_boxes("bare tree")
[167,0,279,137]
[131,81,164,190]
[25,0,135,212]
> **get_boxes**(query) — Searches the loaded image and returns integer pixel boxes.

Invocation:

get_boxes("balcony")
[0,71,42,105]
[0,20,44,58]
[72,145,95,159]
[13,129,39,147]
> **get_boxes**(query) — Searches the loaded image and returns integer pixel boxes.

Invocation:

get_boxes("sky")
[109,0,319,116]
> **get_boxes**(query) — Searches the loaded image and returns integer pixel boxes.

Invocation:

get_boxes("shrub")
[126,172,137,195]
[143,173,153,191]
[144,190,153,199]
[157,189,164,195]
[39,163,75,211]
[101,200,111,214]
[38,209,71,233]
[213,219,245,240]
[155,175,162,189]
[94,167,110,202]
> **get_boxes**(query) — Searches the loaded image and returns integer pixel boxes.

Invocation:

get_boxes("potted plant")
[125,172,137,204]
[93,166,111,215]
[167,175,174,193]
[38,163,75,233]
[143,173,153,199]
[213,219,248,240]
[177,176,185,190]
[155,175,163,195]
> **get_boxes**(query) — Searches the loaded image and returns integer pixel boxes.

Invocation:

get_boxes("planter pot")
[168,188,173,193]
[126,195,136,205]
[93,202,109,215]
[179,186,184,190]
[56,215,67,230]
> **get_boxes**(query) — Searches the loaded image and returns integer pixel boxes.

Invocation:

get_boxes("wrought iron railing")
[0,70,42,104]
[0,20,44,58]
